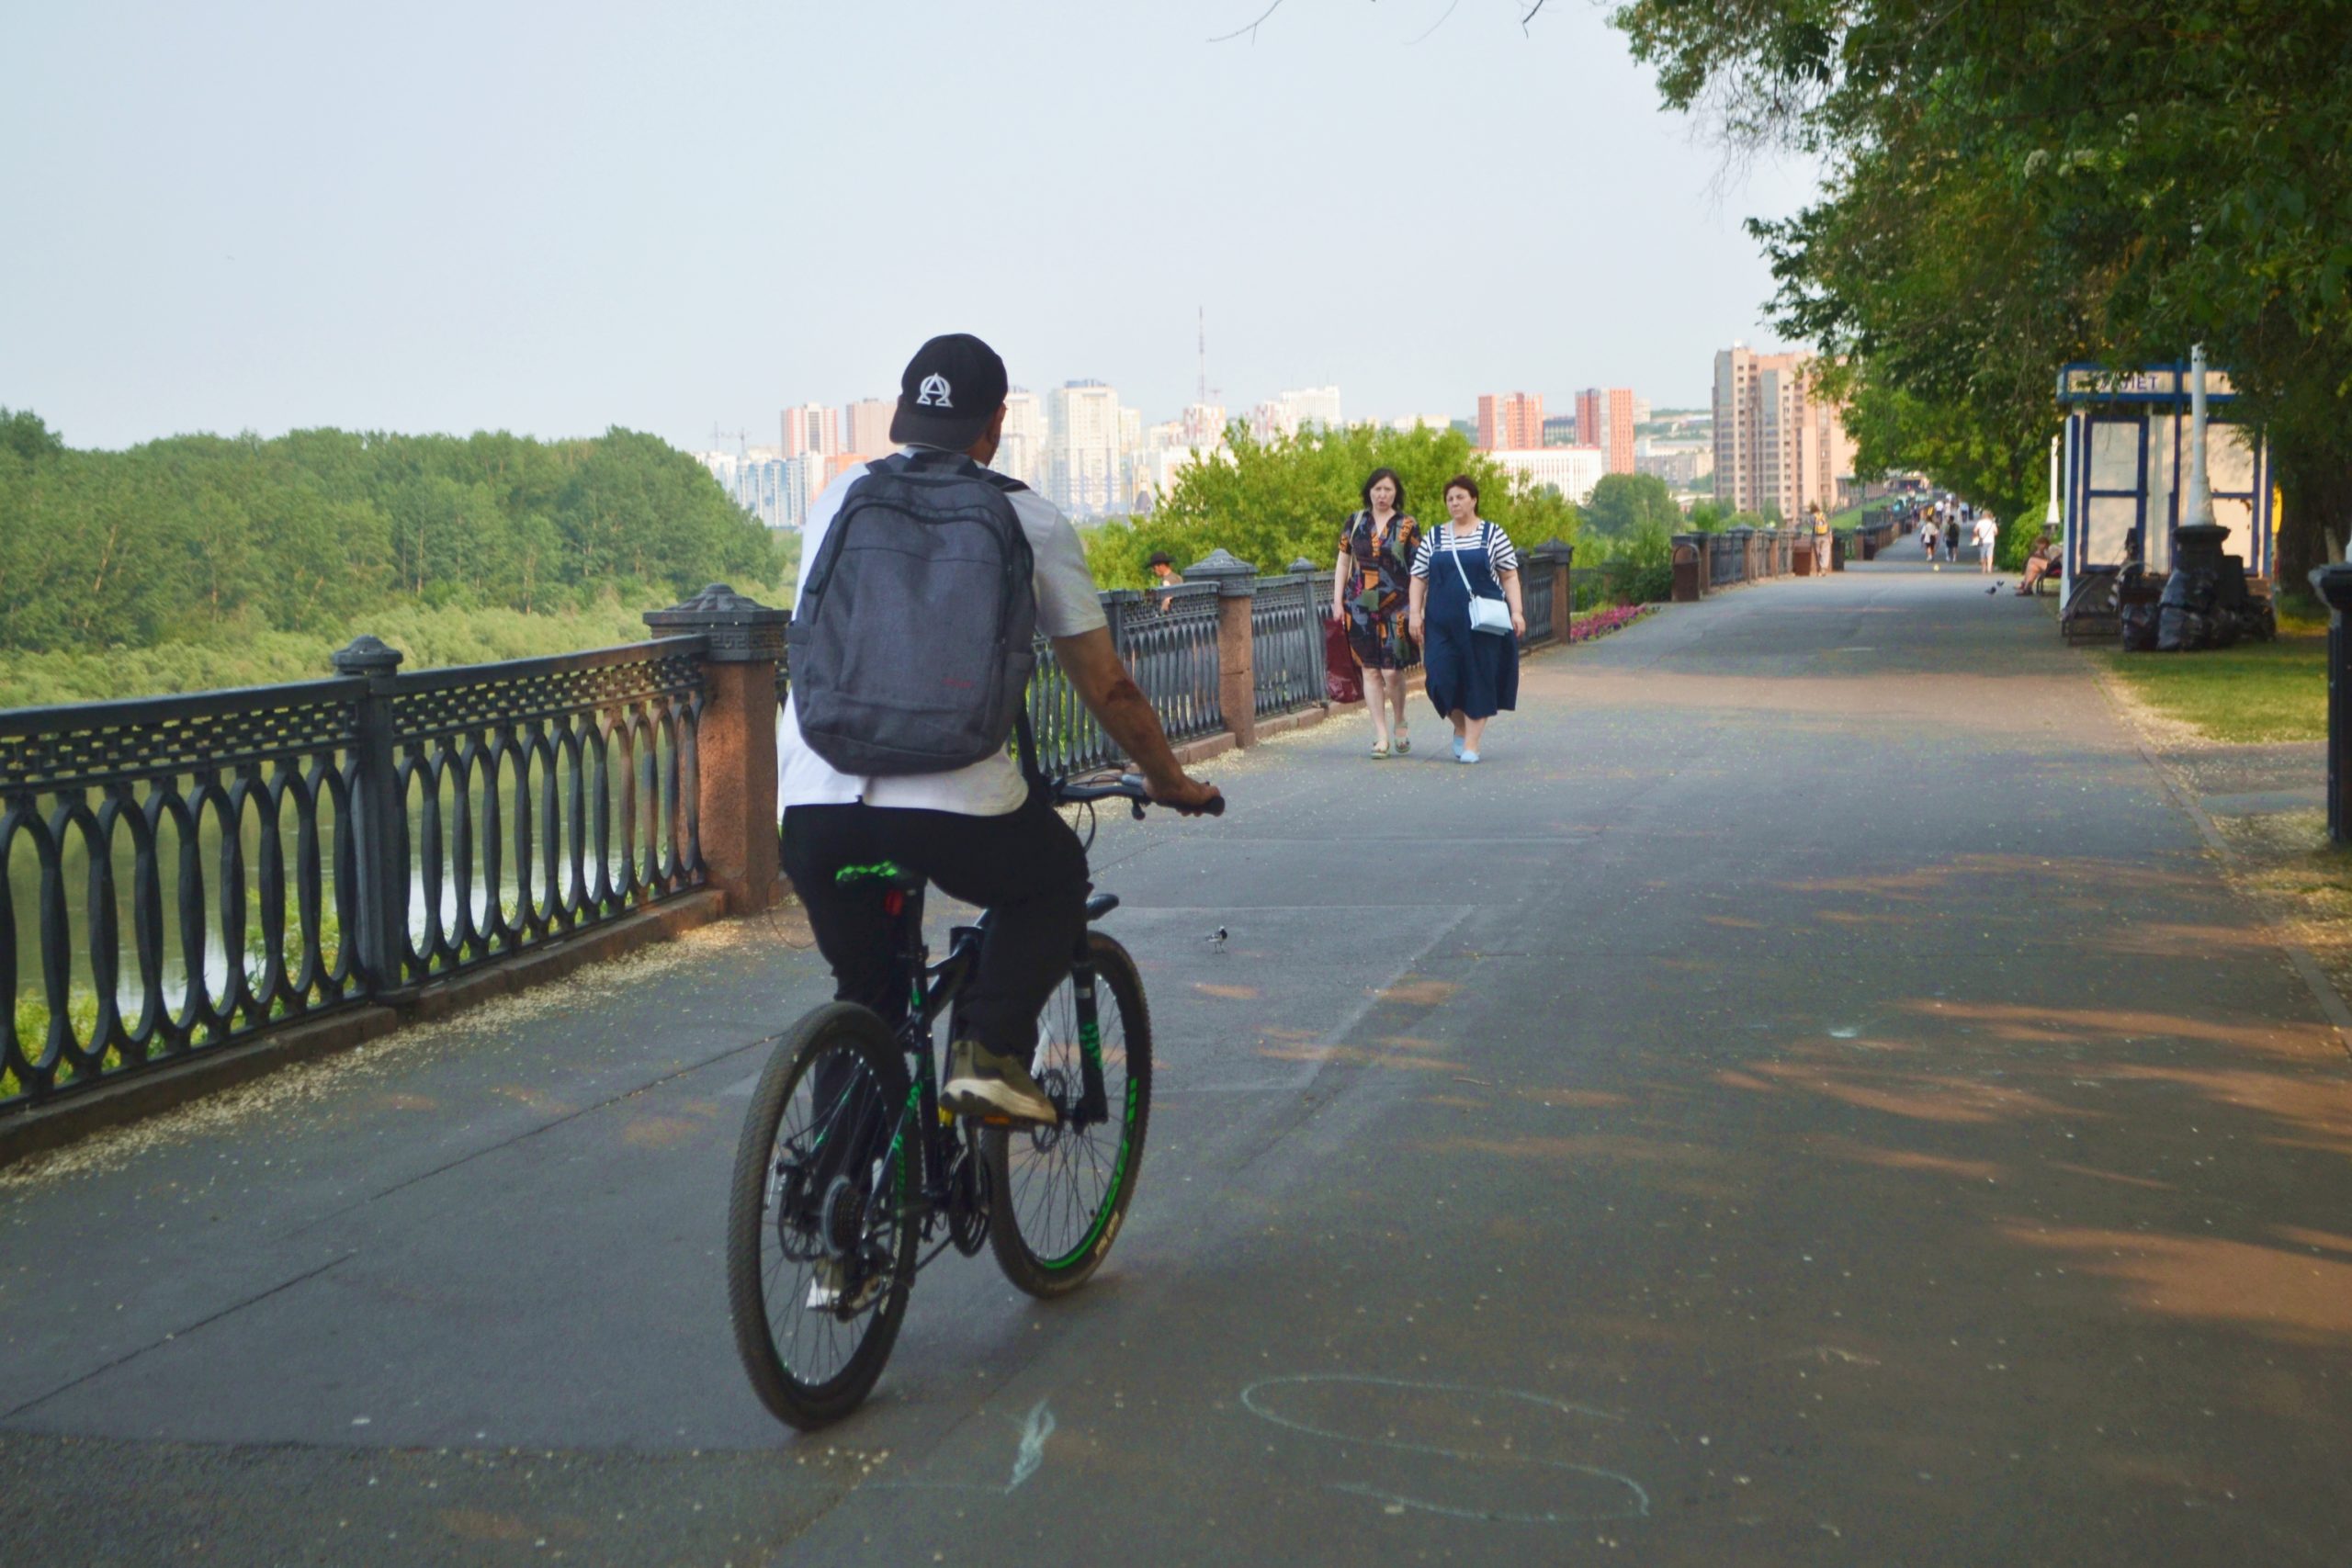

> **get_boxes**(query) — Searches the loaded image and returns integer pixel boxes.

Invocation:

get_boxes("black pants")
[780,790,1090,1055]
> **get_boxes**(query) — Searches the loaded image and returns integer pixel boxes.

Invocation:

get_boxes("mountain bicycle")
[726,772,1221,1430]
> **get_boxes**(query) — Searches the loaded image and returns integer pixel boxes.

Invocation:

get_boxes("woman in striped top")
[1407,475,1523,763]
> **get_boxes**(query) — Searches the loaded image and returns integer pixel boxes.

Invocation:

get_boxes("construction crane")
[710,423,749,457]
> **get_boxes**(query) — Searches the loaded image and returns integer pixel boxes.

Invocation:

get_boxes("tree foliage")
[1083,423,1582,588]
[1582,472,1684,538]
[1611,0,2352,575]
[0,414,777,653]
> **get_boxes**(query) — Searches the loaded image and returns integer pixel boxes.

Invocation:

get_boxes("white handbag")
[1447,524,1515,637]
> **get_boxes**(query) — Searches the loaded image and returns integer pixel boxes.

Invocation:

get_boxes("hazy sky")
[2,0,1824,453]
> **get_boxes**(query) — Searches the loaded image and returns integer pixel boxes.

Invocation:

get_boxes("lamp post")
[2044,434,2062,536]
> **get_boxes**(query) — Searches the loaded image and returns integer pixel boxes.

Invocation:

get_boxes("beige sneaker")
[942,1039,1059,1124]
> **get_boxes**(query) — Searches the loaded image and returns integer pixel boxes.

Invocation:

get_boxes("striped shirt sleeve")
[1410,534,1433,577]
[1485,525,1519,573]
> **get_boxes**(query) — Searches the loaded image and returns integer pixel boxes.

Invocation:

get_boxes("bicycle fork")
[1069,943,1110,1127]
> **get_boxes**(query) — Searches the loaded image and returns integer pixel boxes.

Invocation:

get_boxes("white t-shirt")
[777,448,1109,818]
[1972,517,1998,547]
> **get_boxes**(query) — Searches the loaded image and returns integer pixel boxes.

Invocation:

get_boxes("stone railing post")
[332,636,414,1002]
[2314,565,2352,843]
[1184,548,1260,747]
[1729,525,1756,583]
[1671,533,1707,602]
[644,583,791,913]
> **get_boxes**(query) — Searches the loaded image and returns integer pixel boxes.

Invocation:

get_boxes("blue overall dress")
[1421,522,1520,721]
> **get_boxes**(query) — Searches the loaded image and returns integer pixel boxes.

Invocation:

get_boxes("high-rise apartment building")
[842,398,895,458]
[1179,402,1228,446]
[1247,387,1344,444]
[780,403,840,461]
[1713,347,1855,521]
[996,389,1046,490]
[1542,415,1579,447]
[1476,393,1544,453]
[695,446,826,529]
[1047,379,1122,516]
[1575,389,1637,475]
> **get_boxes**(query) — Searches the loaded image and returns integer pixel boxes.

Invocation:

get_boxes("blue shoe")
[1458,750,1481,764]
[1451,735,1466,759]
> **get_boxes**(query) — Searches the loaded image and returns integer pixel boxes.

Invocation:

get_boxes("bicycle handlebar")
[1053,773,1227,818]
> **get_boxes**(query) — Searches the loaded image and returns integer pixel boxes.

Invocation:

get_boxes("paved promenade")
[7,547,2351,1565]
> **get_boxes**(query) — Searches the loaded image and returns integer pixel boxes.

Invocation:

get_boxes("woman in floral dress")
[1329,467,1422,757]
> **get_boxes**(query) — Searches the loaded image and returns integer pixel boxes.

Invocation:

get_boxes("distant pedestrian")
[1972,512,1998,573]
[1919,513,1939,563]
[1408,476,1522,764]
[1331,468,1421,758]
[1147,550,1182,613]
[1808,502,1831,570]
[1943,515,1961,563]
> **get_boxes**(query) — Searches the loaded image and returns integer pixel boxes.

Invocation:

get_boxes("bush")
[1996,510,2042,572]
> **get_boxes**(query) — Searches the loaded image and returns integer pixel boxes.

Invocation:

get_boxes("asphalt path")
[6,541,2352,1565]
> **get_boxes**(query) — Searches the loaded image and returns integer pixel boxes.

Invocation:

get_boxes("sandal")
[1370,740,1391,759]
[1394,729,1411,755]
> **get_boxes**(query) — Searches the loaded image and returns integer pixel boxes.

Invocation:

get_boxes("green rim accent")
[834,860,908,886]
[1039,1076,1136,1270]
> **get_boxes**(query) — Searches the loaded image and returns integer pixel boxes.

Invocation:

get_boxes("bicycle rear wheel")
[726,1002,917,1429]
[985,930,1151,1298]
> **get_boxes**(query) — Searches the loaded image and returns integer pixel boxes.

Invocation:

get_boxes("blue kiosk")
[2056,363,2275,643]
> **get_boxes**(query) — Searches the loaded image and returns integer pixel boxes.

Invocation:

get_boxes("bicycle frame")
[860,878,1111,1254]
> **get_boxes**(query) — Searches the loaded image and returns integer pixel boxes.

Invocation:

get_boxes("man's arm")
[1050,626,1221,812]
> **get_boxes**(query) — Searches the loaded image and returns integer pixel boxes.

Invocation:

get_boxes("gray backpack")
[788,450,1038,777]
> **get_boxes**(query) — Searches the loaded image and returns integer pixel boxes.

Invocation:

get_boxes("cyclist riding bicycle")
[777,333,1220,1127]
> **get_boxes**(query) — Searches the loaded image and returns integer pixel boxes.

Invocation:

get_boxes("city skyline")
[706,356,1751,525]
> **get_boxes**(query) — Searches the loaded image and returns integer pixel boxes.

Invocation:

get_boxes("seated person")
[2017,538,2058,595]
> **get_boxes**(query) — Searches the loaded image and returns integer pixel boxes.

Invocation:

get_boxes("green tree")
[1611,0,2352,576]
[1088,423,1581,589]
[1583,472,1682,538]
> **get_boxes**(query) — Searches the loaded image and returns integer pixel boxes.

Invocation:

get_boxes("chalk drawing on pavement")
[867,1397,1056,1498]
[1239,1373,1651,1527]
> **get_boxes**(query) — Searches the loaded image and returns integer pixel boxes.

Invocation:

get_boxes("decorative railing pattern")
[1250,575,1323,718]
[1,640,708,1111]
[0,680,367,1106]
[1119,583,1224,745]
[1025,634,1124,779]
[1521,567,1556,650]
[387,642,705,981]
[1710,533,1742,588]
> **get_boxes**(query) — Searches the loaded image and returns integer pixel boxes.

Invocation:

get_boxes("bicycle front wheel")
[726,1002,917,1429]
[985,930,1152,1298]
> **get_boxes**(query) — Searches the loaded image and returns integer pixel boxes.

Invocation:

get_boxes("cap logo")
[917,373,953,409]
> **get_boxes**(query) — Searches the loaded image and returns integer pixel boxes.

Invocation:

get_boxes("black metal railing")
[1025,633,1123,778]
[1521,567,1556,649]
[0,639,708,1111]
[1250,574,1322,718]
[1119,583,1224,745]
[386,641,705,981]
[1711,533,1742,588]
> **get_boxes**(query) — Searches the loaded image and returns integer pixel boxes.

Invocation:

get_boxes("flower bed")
[1566,604,1658,644]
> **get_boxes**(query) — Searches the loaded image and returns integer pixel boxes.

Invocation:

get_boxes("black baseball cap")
[889,333,1009,450]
